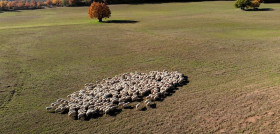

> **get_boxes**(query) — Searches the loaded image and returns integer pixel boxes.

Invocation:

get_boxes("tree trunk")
[98,18,102,22]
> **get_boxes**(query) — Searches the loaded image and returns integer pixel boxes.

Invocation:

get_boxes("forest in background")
[105,0,278,4]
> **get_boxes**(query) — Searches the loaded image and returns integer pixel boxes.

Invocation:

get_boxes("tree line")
[1,0,277,11]
[104,0,277,4]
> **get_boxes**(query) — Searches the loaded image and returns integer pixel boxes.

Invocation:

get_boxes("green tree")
[235,0,251,10]
[61,0,69,6]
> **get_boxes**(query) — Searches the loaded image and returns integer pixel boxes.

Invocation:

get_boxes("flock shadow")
[102,20,139,24]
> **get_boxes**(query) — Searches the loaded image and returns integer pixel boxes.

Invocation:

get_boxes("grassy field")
[1,1,280,133]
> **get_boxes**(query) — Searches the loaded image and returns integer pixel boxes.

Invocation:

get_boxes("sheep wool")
[46,71,187,120]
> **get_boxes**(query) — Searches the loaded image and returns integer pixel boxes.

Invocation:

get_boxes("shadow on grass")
[1,10,21,12]
[0,7,45,13]
[246,8,274,11]
[103,20,139,24]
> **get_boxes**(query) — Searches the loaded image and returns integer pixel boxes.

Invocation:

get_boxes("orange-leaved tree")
[24,1,30,8]
[30,0,36,8]
[250,0,264,8]
[45,0,52,6]
[0,0,6,9]
[16,0,24,8]
[6,1,12,9]
[52,0,59,5]
[88,2,111,22]
[36,1,41,8]
[11,1,17,7]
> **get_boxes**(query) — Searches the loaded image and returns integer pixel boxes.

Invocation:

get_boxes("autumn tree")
[0,0,5,10]
[16,0,24,8]
[88,2,111,22]
[52,0,59,5]
[36,1,41,8]
[25,1,30,8]
[6,1,12,9]
[30,0,36,8]
[68,0,74,5]
[0,0,7,9]
[45,0,52,6]
[11,1,17,7]
[250,0,264,9]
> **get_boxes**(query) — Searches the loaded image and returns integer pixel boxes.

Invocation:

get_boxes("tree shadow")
[0,7,45,13]
[245,8,274,11]
[1,10,21,12]
[103,20,139,24]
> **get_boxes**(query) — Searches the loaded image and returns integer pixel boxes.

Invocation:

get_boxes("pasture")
[1,1,280,133]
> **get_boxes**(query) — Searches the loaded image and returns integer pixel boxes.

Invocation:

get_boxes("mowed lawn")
[1,1,280,133]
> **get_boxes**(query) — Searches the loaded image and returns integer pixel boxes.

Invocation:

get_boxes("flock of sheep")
[46,71,187,120]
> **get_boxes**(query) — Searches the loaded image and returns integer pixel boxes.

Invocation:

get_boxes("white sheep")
[47,71,186,120]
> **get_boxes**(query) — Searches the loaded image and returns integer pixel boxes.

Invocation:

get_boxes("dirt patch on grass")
[191,86,280,133]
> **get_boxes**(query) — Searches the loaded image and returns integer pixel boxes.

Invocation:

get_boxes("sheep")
[123,102,131,109]
[146,101,151,107]
[135,103,141,110]
[131,95,138,101]
[78,113,86,120]
[68,109,77,120]
[46,107,53,110]
[47,71,186,120]
[86,109,95,118]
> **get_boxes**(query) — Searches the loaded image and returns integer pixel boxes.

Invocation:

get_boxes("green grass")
[1,1,280,133]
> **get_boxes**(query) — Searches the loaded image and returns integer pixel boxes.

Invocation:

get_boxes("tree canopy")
[88,2,111,22]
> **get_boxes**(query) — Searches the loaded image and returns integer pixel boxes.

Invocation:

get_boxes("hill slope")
[1,2,280,133]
